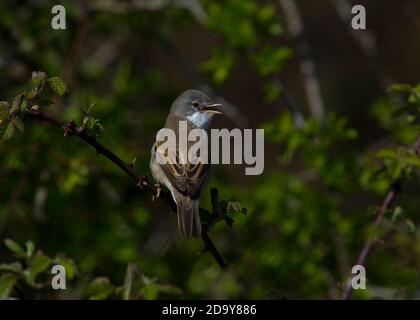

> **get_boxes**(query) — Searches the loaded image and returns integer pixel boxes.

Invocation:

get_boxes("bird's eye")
[192,100,199,109]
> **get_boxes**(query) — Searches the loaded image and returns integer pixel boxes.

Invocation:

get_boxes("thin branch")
[201,224,227,269]
[278,0,326,121]
[342,184,399,300]
[342,137,420,300]
[26,109,228,270]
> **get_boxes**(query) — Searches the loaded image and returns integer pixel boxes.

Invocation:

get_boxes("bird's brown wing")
[155,140,209,200]
[186,160,210,199]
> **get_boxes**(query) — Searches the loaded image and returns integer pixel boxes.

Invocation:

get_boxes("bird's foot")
[152,184,161,201]
[137,176,148,189]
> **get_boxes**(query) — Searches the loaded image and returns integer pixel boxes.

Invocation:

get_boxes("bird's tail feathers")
[173,192,202,239]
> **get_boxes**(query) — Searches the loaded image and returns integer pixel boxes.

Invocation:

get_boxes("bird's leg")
[152,183,162,201]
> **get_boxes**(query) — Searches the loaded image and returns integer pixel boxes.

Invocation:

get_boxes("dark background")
[0,0,419,299]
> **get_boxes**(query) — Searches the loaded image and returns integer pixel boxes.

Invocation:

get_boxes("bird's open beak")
[201,103,223,114]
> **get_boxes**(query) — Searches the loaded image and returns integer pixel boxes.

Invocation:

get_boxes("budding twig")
[342,138,420,300]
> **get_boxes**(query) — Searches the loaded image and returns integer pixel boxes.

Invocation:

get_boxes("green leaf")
[79,105,104,137]
[11,118,24,132]
[252,46,292,76]
[257,5,276,23]
[0,262,23,273]
[376,149,396,160]
[26,241,35,258]
[31,71,47,88]
[405,153,420,167]
[0,101,9,120]
[263,81,281,103]
[388,84,412,93]
[0,274,17,299]
[200,49,234,84]
[20,99,28,112]
[48,77,66,96]
[25,90,38,100]
[86,277,115,300]
[82,103,94,116]
[54,255,78,280]
[130,157,137,167]
[29,253,52,281]
[405,219,416,232]
[2,117,24,141]
[2,121,15,141]
[391,206,403,221]
[142,282,159,300]
[4,239,24,255]
[140,275,180,299]
[10,94,23,114]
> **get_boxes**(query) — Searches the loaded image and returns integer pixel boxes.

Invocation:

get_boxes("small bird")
[150,90,223,239]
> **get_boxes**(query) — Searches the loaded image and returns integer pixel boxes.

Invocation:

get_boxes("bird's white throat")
[187,112,213,128]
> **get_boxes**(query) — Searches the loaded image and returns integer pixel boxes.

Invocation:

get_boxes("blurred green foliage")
[0,0,420,300]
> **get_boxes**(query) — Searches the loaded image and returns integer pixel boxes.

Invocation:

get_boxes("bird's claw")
[137,176,148,189]
[152,184,161,201]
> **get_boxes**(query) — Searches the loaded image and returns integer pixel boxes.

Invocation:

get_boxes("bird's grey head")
[170,89,223,128]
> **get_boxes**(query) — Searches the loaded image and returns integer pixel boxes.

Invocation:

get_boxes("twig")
[201,224,227,269]
[342,137,420,299]
[278,0,326,121]
[342,184,399,300]
[26,109,228,270]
